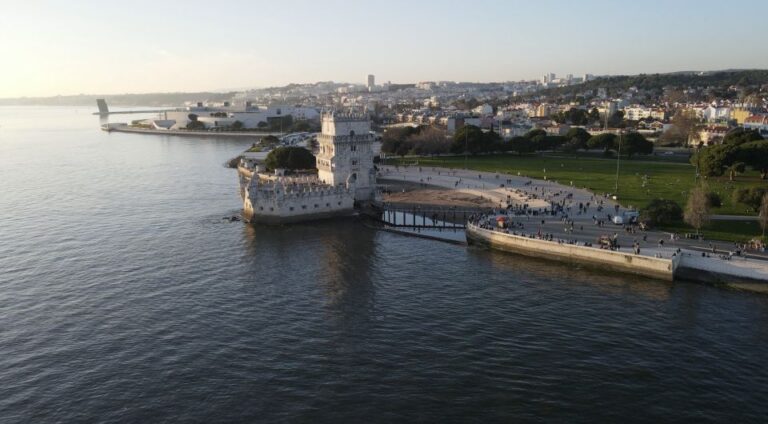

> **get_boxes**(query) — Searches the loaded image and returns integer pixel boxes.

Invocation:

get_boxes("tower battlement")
[321,110,369,123]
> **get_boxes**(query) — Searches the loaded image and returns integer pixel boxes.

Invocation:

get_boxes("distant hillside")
[0,92,236,107]
[537,70,768,98]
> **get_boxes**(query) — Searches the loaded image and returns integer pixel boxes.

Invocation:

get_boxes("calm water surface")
[1,106,768,423]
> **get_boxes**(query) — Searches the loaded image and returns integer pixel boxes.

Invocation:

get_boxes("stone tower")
[316,111,376,201]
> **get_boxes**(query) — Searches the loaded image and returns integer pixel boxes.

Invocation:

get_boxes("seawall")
[105,126,283,138]
[466,223,677,281]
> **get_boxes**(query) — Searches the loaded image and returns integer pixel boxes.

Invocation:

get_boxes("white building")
[164,103,319,130]
[473,103,494,116]
[623,105,664,121]
[702,105,731,122]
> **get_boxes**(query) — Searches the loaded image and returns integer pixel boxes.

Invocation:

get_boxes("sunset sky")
[2,0,767,97]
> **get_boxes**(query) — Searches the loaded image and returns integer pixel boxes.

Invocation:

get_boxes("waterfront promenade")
[379,165,768,290]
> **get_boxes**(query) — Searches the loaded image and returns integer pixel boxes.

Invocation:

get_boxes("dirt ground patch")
[383,188,496,208]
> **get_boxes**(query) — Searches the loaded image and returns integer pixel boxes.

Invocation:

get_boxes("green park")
[384,126,768,243]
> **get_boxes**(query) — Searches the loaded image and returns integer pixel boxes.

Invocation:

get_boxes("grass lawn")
[391,153,765,216]
[660,220,765,243]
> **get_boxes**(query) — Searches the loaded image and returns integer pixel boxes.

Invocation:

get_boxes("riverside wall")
[106,126,282,138]
[466,223,678,281]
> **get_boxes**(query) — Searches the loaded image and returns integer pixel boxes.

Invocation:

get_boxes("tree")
[692,144,737,177]
[659,110,699,146]
[607,110,625,128]
[621,132,654,157]
[231,120,244,130]
[587,133,617,152]
[684,185,710,235]
[261,135,280,146]
[564,128,591,151]
[410,127,450,155]
[257,121,269,129]
[760,194,768,239]
[736,140,768,179]
[294,121,311,132]
[552,108,588,125]
[381,126,421,156]
[706,192,722,208]
[733,187,768,211]
[451,125,486,155]
[726,162,746,181]
[264,146,316,171]
[569,108,589,125]
[508,136,535,155]
[722,128,762,146]
[524,129,547,139]
[483,129,503,152]
[641,199,683,226]
[588,108,601,124]
[186,120,205,130]
[534,135,566,151]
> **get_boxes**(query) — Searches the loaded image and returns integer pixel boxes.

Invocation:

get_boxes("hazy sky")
[1,0,767,97]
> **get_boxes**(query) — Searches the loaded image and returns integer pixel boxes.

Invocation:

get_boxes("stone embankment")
[466,223,678,281]
[467,222,768,287]
[103,125,283,138]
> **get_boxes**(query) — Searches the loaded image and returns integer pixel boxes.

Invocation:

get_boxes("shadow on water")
[468,244,675,301]
[241,217,377,324]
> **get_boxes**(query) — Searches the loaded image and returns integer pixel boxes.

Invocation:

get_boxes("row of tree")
[450,126,653,157]
[691,128,768,180]
[381,126,451,156]
[382,124,654,157]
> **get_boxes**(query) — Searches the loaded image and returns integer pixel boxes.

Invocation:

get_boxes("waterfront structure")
[467,215,768,285]
[163,103,319,130]
[96,99,109,115]
[238,112,376,223]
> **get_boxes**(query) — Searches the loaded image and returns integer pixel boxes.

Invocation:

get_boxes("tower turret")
[315,111,376,201]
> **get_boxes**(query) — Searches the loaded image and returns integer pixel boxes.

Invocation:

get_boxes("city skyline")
[2,0,768,98]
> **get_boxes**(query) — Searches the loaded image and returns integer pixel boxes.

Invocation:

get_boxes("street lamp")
[614,131,622,195]
[464,124,468,170]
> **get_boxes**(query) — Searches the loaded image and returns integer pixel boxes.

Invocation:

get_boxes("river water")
[1,106,767,423]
